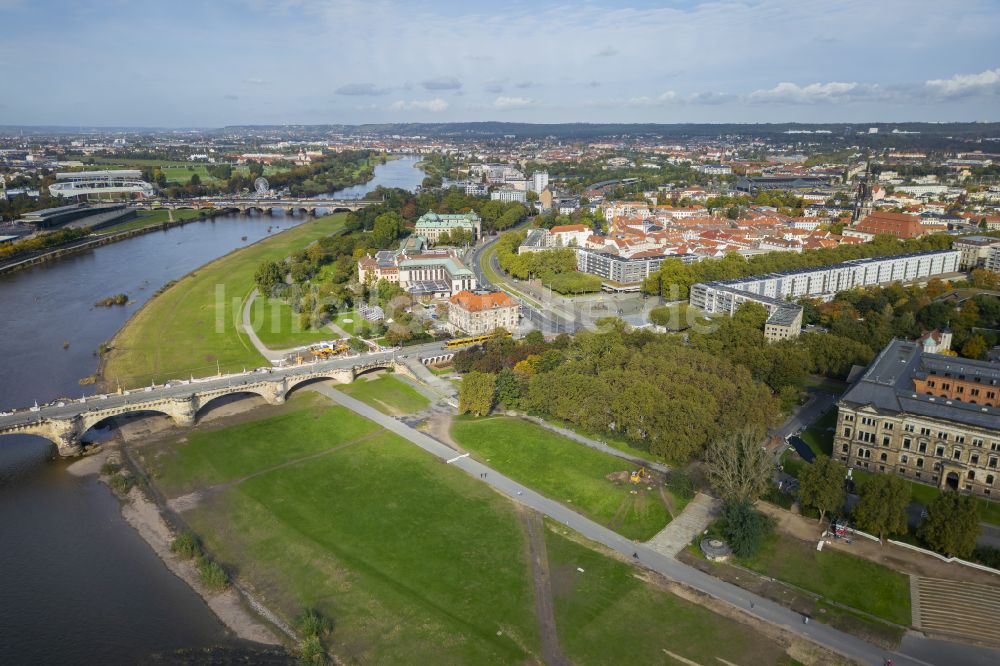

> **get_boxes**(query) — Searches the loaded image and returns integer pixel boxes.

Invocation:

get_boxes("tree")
[918,491,980,558]
[254,260,284,296]
[459,371,496,416]
[494,368,523,408]
[723,498,772,558]
[372,211,404,248]
[852,474,910,543]
[704,428,772,503]
[798,456,846,524]
[961,334,987,360]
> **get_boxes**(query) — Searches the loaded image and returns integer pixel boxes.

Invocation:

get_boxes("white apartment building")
[690,250,962,339]
[491,188,527,203]
[532,171,549,193]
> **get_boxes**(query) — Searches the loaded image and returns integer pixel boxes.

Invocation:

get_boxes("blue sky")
[1,0,998,126]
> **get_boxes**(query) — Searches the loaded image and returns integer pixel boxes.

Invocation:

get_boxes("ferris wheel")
[254,177,269,197]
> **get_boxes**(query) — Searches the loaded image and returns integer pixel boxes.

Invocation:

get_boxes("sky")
[1,0,999,127]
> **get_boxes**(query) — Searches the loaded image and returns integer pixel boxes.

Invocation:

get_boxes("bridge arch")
[0,430,64,457]
[79,408,176,444]
[284,374,347,399]
[194,390,271,422]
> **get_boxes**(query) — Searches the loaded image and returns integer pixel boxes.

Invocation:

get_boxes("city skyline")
[1,0,998,126]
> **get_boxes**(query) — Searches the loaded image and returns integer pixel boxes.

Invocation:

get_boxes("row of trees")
[0,226,90,261]
[797,456,982,558]
[707,437,983,559]
[494,230,579,280]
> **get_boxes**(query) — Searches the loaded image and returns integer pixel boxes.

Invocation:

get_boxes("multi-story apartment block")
[987,246,1000,274]
[575,248,689,285]
[531,171,549,193]
[952,235,1000,270]
[490,188,527,203]
[834,339,1000,499]
[448,290,520,335]
[690,250,961,339]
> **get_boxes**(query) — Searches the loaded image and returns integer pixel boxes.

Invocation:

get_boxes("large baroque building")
[414,211,482,244]
[358,247,477,297]
[834,339,1000,498]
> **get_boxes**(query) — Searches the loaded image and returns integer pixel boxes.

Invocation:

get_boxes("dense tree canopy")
[918,491,981,558]
[454,327,778,462]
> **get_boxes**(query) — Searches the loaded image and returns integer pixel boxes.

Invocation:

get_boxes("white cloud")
[390,98,449,112]
[748,81,888,104]
[493,96,534,109]
[926,68,1000,98]
[593,46,618,57]
[243,77,267,85]
[628,91,686,106]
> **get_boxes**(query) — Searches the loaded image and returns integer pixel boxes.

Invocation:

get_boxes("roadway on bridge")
[0,342,448,430]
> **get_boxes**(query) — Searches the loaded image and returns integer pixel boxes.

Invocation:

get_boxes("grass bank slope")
[103,214,347,386]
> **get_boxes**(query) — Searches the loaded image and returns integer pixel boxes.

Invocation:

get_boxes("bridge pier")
[48,416,84,457]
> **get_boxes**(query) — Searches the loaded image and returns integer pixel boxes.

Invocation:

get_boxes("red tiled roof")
[449,290,516,312]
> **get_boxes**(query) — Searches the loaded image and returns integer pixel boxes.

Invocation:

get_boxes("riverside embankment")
[0,156,425,665]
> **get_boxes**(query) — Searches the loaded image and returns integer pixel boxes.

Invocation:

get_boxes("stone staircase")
[914,576,1000,646]
[645,493,722,557]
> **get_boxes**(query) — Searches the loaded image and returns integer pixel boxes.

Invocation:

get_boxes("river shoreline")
[67,439,289,649]
[0,156,426,664]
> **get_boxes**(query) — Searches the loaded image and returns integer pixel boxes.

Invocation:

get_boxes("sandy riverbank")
[66,435,284,647]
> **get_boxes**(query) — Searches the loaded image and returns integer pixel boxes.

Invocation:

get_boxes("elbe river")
[0,156,424,665]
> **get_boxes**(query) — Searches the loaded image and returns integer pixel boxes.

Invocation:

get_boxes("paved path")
[517,414,669,474]
[240,289,355,363]
[312,384,1000,666]
[773,389,839,441]
[240,288,292,362]
[399,357,458,401]
[644,493,723,557]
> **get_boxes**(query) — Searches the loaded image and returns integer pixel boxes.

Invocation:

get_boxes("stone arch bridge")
[0,357,411,457]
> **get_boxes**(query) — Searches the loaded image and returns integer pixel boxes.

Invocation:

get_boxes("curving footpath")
[316,383,1000,666]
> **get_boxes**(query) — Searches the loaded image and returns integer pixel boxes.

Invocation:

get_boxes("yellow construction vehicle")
[630,467,647,483]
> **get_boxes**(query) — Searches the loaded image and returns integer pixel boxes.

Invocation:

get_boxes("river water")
[0,156,424,665]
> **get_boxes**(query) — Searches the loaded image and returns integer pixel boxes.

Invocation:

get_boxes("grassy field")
[83,157,285,184]
[450,416,671,540]
[249,296,333,349]
[338,374,430,415]
[546,524,797,665]
[332,311,359,335]
[739,530,911,626]
[148,392,540,664]
[102,214,348,386]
